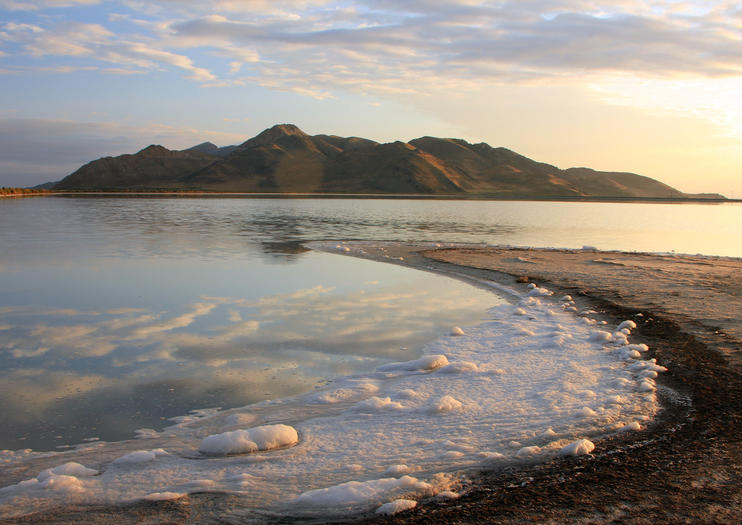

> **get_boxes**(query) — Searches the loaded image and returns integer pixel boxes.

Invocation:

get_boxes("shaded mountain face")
[54,145,219,191]
[186,142,238,158]
[53,124,721,199]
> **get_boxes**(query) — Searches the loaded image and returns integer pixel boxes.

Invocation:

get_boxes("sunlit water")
[0,196,738,454]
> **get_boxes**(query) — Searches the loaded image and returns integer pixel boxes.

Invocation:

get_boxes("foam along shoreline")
[0,242,669,521]
[326,241,741,523]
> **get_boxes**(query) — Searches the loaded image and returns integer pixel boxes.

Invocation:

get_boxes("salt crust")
[113,449,168,465]
[199,424,299,455]
[384,464,411,476]
[0,271,665,520]
[37,462,97,480]
[376,498,418,515]
[293,476,431,507]
[559,439,595,456]
[377,354,449,373]
[143,491,185,501]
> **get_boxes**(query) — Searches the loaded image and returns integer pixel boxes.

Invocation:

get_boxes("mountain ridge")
[52,124,725,200]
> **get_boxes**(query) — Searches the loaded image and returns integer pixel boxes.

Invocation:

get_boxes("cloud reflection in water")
[0,269,498,451]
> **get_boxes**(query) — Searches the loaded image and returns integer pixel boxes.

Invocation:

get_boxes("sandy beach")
[2,243,740,524]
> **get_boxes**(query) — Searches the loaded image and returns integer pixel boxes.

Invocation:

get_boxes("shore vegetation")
[0,187,51,197]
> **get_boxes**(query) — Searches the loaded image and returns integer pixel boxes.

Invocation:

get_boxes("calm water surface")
[0,197,739,451]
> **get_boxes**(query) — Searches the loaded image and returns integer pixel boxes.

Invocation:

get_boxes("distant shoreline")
[0,189,52,198]
[17,190,739,204]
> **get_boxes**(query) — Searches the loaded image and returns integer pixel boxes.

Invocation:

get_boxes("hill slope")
[53,124,724,199]
[54,145,219,191]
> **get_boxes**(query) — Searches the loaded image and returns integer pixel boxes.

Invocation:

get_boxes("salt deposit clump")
[384,464,411,476]
[438,361,479,374]
[590,331,614,343]
[113,449,166,465]
[293,476,431,507]
[516,446,541,457]
[429,395,463,414]
[377,354,449,373]
[314,380,379,403]
[559,439,595,457]
[376,499,417,515]
[617,320,637,331]
[355,396,405,412]
[0,461,99,500]
[618,422,643,432]
[199,424,299,455]
[37,474,85,492]
[528,286,553,297]
[577,407,598,417]
[143,491,185,501]
[450,326,465,336]
[37,462,97,480]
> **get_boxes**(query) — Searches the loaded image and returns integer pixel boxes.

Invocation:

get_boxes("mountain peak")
[271,123,306,135]
[243,124,308,148]
[136,144,170,157]
[187,141,218,152]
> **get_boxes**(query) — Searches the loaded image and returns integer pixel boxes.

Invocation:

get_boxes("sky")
[0,1,740,196]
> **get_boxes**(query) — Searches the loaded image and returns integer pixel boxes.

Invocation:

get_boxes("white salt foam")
[376,498,417,515]
[199,424,299,455]
[559,439,595,456]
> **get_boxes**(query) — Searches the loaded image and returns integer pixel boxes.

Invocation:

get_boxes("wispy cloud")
[0,0,100,11]
[1,19,217,81]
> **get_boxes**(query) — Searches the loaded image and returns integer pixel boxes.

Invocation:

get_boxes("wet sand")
[4,244,741,523]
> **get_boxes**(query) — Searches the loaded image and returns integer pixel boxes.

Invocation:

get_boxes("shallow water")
[0,197,508,451]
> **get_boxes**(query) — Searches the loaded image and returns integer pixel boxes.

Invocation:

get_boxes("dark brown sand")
[3,244,740,524]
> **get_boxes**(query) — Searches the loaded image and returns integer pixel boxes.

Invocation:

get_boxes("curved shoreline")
[2,244,740,523]
[359,244,741,524]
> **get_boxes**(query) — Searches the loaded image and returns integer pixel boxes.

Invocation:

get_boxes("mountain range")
[52,124,723,200]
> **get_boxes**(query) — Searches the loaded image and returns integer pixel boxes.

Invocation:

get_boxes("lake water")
[0,196,739,452]
[0,196,734,518]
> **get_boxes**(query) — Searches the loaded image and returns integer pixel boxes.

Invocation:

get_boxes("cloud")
[6,1,742,96]
[125,42,216,81]
[0,0,100,11]
[2,18,217,82]
[92,1,739,113]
